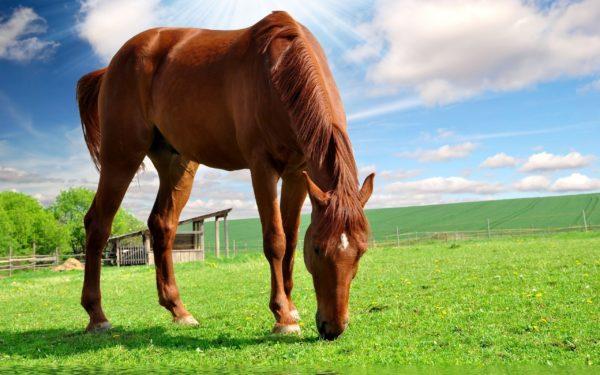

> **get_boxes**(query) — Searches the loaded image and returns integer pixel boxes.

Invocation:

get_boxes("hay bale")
[52,258,84,272]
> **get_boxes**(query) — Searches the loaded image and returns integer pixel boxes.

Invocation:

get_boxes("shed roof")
[108,208,233,241]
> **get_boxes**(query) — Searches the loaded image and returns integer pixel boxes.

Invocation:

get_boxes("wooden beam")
[143,233,152,265]
[177,208,233,226]
[214,217,220,258]
[116,239,121,267]
[224,215,229,258]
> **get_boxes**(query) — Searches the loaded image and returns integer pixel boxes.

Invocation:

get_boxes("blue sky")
[0,0,599,219]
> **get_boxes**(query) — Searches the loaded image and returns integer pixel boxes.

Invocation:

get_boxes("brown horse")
[77,11,374,340]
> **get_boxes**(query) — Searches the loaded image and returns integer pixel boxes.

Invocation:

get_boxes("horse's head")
[302,172,374,340]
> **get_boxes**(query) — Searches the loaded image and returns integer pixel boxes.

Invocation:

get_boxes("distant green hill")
[180,192,600,251]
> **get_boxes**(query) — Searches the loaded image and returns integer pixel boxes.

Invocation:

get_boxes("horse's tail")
[77,68,106,171]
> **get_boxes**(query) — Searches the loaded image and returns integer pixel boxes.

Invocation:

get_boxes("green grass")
[183,192,600,250]
[0,233,598,371]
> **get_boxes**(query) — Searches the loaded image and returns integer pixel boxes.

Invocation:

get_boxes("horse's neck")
[306,135,358,193]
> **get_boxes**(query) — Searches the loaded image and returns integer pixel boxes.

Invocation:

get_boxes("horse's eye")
[314,246,321,255]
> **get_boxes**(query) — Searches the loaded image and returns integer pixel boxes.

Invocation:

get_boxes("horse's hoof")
[272,323,301,335]
[290,309,301,322]
[86,321,112,333]
[173,315,199,326]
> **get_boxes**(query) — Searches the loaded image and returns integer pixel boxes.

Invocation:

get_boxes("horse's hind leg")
[82,122,151,332]
[147,144,199,325]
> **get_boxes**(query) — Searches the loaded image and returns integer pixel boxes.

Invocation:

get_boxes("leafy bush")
[0,188,145,257]
[49,187,145,253]
[0,192,68,256]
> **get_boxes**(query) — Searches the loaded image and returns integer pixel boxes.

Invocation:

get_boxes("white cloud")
[386,176,503,195]
[366,192,444,208]
[435,128,454,139]
[514,175,551,192]
[358,165,377,176]
[350,0,600,104]
[398,142,476,162]
[347,97,421,122]
[188,198,257,212]
[0,7,58,61]
[578,78,600,93]
[481,153,518,169]
[77,0,161,62]
[379,169,420,181]
[520,152,595,172]
[550,173,600,192]
[0,166,61,183]
[420,128,455,142]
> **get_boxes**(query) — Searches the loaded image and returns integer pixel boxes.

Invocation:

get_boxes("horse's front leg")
[280,169,308,323]
[251,163,300,334]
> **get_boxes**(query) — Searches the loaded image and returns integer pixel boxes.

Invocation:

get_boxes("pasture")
[0,233,598,371]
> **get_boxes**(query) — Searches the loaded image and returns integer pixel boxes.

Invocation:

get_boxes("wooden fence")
[0,249,60,277]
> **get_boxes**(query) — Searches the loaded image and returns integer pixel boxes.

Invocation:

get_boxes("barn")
[105,208,232,266]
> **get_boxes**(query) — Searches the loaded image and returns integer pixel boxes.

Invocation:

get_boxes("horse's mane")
[254,11,369,247]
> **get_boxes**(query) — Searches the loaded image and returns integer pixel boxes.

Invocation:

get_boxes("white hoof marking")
[174,315,199,326]
[87,321,112,333]
[272,323,301,335]
[290,309,301,322]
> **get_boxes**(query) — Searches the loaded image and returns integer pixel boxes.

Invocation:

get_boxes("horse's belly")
[155,114,248,171]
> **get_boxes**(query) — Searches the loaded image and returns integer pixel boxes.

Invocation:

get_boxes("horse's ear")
[302,172,330,207]
[359,173,375,208]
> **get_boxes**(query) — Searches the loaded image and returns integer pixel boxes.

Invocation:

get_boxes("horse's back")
[100,26,252,169]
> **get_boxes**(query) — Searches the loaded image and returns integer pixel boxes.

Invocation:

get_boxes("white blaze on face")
[339,233,349,251]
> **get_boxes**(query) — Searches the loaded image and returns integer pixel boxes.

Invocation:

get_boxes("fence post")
[224,216,229,258]
[8,246,12,277]
[233,240,237,257]
[582,210,588,232]
[32,241,36,271]
[487,219,491,239]
[396,227,400,247]
[55,248,59,266]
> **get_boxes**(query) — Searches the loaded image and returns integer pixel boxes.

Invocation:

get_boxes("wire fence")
[224,224,600,254]
[372,224,600,248]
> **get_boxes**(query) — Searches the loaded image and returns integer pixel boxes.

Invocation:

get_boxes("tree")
[0,205,15,253]
[0,192,68,256]
[50,187,145,252]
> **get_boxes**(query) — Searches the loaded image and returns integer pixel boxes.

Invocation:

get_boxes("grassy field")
[0,233,598,371]
[185,192,600,250]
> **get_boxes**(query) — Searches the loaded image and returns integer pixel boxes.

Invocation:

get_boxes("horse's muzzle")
[315,311,349,340]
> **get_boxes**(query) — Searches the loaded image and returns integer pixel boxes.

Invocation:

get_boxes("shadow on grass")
[0,326,319,360]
